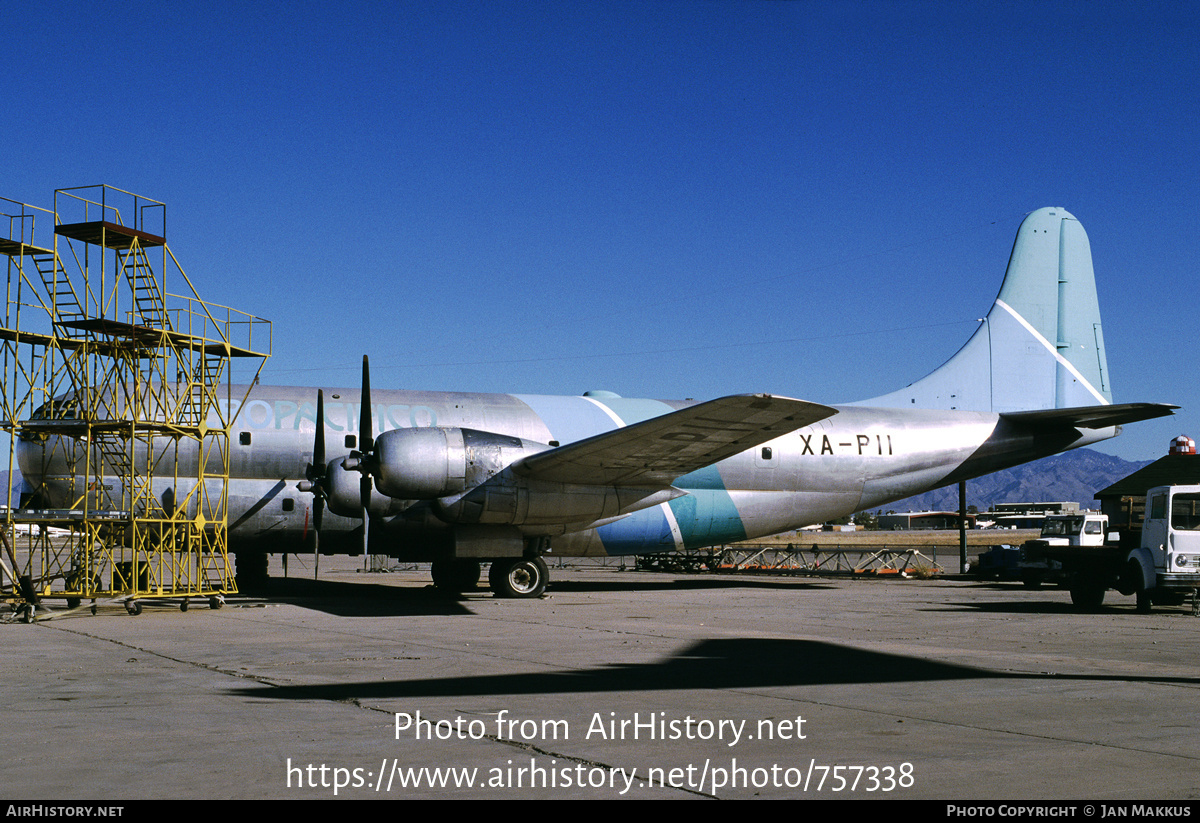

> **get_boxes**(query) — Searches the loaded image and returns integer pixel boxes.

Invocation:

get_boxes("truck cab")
[1139,486,1200,595]
[1061,485,1200,613]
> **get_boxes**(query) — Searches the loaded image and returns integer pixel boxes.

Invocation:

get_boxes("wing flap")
[516,394,837,486]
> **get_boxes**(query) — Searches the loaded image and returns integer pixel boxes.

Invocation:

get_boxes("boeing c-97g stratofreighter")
[16,208,1175,597]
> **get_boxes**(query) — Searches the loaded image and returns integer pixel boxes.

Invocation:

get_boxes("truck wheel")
[1069,581,1105,611]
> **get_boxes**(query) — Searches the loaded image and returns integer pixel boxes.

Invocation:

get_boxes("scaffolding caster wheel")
[209,595,224,610]
[180,599,189,612]
[126,600,143,616]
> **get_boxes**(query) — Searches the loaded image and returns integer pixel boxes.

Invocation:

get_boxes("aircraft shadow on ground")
[229,637,1200,702]
[243,577,474,617]
[231,574,833,617]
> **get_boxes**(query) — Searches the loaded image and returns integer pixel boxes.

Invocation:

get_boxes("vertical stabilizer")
[854,207,1112,412]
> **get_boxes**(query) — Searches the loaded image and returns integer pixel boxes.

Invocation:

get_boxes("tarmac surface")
[5,556,1200,800]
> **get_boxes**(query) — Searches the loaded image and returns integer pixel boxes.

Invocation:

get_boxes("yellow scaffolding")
[1,185,270,618]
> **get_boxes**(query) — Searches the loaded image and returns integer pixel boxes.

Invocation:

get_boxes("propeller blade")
[314,389,326,476]
[298,389,329,579]
[359,355,373,454]
[359,355,372,565]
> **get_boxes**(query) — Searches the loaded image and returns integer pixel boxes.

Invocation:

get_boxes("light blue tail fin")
[857,207,1112,412]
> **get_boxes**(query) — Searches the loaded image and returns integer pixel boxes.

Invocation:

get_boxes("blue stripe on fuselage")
[597,507,676,555]
[669,465,748,548]
[512,394,623,445]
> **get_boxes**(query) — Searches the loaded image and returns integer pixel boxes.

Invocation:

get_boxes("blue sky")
[4,0,1197,461]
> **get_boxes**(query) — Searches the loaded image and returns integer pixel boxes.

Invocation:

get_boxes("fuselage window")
[239,432,251,446]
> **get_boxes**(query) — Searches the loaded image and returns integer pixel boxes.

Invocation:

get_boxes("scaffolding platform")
[1,185,270,619]
[56,221,165,249]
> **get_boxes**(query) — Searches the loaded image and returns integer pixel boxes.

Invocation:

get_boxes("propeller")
[297,389,327,578]
[341,355,374,567]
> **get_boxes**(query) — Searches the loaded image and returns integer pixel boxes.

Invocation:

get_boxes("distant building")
[990,501,1080,515]
[878,511,977,530]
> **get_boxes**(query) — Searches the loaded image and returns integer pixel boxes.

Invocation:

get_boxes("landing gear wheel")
[235,552,269,594]
[488,557,548,599]
[1136,589,1152,614]
[431,559,482,593]
[66,597,82,609]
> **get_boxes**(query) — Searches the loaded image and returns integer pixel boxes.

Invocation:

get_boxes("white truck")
[1023,485,1200,613]
[1017,512,1109,589]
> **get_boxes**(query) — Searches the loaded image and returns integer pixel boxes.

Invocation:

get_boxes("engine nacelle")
[372,427,552,500]
[325,457,409,518]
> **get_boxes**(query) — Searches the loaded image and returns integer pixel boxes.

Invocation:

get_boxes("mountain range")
[884,448,1153,513]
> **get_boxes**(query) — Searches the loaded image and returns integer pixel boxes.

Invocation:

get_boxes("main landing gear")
[430,556,549,598]
[488,556,549,599]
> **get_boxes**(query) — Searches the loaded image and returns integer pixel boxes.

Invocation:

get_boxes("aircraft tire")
[488,557,548,599]
[431,559,481,593]
[235,552,269,594]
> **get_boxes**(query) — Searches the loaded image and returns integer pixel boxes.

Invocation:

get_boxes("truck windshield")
[1042,518,1082,536]
[1171,494,1200,531]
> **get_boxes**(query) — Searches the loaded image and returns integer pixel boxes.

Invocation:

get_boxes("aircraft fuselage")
[18,383,1111,561]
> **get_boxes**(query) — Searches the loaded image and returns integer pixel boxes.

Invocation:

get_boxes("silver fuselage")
[17,383,1111,559]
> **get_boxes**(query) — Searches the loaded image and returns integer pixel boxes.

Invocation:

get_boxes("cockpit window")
[30,396,80,420]
[19,395,81,441]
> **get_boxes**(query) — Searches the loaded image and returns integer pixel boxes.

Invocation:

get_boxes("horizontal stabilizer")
[1001,402,1177,430]
[516,394,837,486]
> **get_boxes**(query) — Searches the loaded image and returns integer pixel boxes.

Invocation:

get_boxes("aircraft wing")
[515,394,837,486]
[1000,402,1177,429]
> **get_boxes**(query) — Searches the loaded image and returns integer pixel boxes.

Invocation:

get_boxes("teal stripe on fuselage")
[515,392,748,555]
[668,465,748,548]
